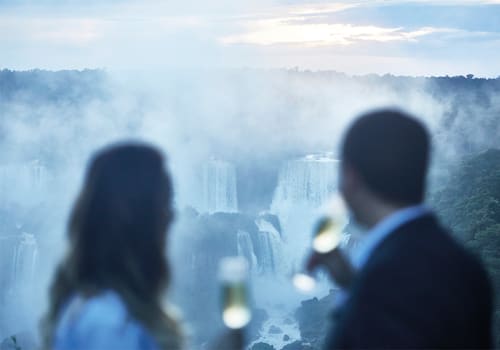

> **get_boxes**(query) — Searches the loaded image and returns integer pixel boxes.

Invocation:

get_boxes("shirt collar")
[351,204,430,270]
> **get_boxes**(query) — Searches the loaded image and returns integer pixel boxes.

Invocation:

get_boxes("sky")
[1,0,500,76]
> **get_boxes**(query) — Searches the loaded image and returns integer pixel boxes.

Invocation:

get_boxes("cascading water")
[270,153,340,270]
[199,159,238,214]
[175,154,341,348]
[271,153,339,216]
[255,217,285,275]
[0,231,39,339]
[237,230,258,271]
[247,154,341,349]
[12,233,38,292]
[0,232,38,301]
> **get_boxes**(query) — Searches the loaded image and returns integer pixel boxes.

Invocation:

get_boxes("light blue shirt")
[335,205,430,307]
[351,204,430,269]
[54,290,159,350]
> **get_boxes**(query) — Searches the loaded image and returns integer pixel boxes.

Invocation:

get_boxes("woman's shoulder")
[54,290,159,350]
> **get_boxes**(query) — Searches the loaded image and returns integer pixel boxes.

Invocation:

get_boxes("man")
[309,109,493,349]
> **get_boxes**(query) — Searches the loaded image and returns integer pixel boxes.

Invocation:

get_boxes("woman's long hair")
[41,143,182,349]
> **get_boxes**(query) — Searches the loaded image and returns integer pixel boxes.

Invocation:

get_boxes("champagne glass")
[293,194,348,293]
[313,194,348,253]
[219,256,252,329]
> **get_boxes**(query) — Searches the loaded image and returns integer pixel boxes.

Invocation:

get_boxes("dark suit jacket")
[325,213,493,349]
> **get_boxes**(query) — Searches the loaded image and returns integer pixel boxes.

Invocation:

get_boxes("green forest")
[433,149,500,347]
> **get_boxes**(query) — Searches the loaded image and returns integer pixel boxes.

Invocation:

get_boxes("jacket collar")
[351,204,431,270]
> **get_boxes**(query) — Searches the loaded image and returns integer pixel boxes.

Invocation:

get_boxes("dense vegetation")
[433,149,500,347]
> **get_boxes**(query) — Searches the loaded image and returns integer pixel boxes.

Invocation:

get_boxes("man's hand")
[307,248,356,289]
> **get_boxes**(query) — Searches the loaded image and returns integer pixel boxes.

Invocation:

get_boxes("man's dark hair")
[341,109,430,205]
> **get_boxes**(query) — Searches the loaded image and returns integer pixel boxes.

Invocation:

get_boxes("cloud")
[220,20,446,46]
[351,0,500,5]
[0,0,499,76]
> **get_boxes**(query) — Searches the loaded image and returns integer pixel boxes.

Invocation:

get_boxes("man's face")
[338,161,353,209]
[338,161,363,226]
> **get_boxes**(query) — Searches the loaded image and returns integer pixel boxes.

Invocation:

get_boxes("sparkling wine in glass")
[219,257,252,329]
[313,194,348,254]
[293,194,348,292]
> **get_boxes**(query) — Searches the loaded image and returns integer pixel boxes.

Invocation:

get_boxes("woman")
[41,143,183,350]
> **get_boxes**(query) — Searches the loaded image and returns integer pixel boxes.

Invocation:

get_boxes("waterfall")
[12,233,38,291]
[255,217,285,275]
[271,153,339,216]
[0,232,38,301]
[237,230,258,271]
[199,159,238,214]
[270,153,340,267]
